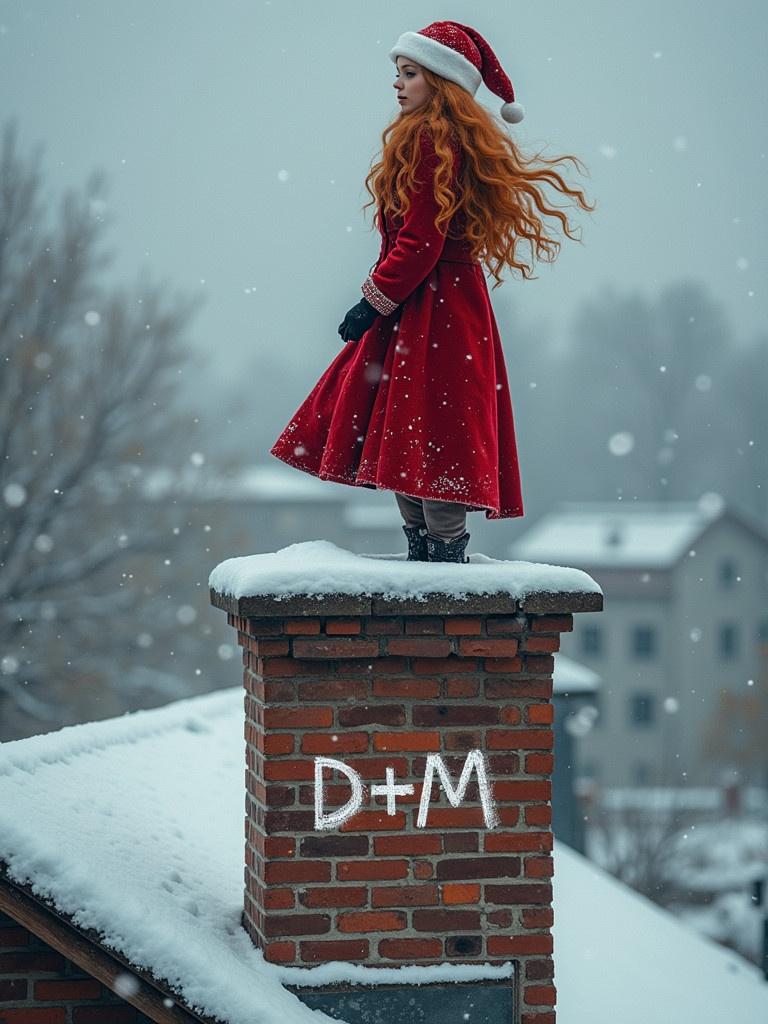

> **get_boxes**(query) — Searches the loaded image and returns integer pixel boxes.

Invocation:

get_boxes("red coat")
[270,129,524,519]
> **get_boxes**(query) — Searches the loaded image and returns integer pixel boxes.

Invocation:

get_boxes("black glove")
[338,297,379,343]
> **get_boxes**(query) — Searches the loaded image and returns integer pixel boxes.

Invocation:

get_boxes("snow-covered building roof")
[139,464,349,503]
[552,654,601,694]
[0,688,765,1024]
[508,498,768,570]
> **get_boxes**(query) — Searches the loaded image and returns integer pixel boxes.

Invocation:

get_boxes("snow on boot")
[426,531,470,564]
[403,524,429,561]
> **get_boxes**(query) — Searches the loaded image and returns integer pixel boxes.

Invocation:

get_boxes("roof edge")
[0,866,213,1024]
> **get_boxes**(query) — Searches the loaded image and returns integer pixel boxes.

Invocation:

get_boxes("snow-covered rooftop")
[0,688,765,1024]
[208,540,603,614]
[508,499,737,569]
[139,464,350,503]
[552,654,601,694]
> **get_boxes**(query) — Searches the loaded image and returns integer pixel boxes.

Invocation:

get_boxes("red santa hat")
[389,21,525,124]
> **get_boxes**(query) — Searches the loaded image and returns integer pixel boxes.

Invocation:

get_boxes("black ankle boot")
[402,524,429,561]
[426,531,470,563]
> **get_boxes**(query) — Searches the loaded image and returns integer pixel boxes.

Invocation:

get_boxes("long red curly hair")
[363,66,596,289]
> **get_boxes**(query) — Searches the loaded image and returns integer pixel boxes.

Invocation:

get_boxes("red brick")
[336,757,409,781]
[341,810,407,832]
[421,807,488,828]
[484,883,552,905]
[337,860,409,881]
[484,832,553,853]
[372,678,440,699]
[252,638,290,656]
[0,979,27,1000]
[259,658,336,677]
[386,638,453,657]
[525,856,555,878]
[500,706,522,725]
[337,657,407,675]
[365,618,403,635]
[530,614,573,633]
[3,1013,66,1024]
[458,638,518,657]
[372,731,440,752]
[412,657,476,674]
[264,941,295,963]
[484,657,523,673]
[263,913,331,937]
[523,908,555,928]
[73,1011,140,1024]
[293,639,379,659]
[412,705,499,726]
[493,780,551,801]
[487,934,554,955]
[527,704,554,724]
[436,856,520,881]
[261,733,295,755]
[300,939,369,962]
[298,678,368,700]
[263,707,333,729]
[444,618,483,635]
[300,835,369,857]
[285,618,321,634]
[404,617,444,635]
[263,861,331,884]
[525,805,552,825]
[525,753,554,774]
[444,729,482,751]
[523,655,555,674]
[412,909,480,931]
[522,636,561,653]
[325,618,362,634]
[485,678,552,700]
[374,834,442,856]
[486,617,526,635]
[337,705,405,727]
[523,984,557,1006]
[301,733,369,755]
[34,978,102,1000]
[525,957,555,981]
[442,883,481,904]
[487,729,553,750]
[300,886,368,908]
[263,759,315,781]
[262,888,295,910]
[371,884,438,907]
[378,937,443,959]
[0,951,66,972]
[244,616,283,635]
[521,1015,556,1024]
[0,927,28,948]
[413,860,433,879]
[338,910,406,933]
[445,678,479,698]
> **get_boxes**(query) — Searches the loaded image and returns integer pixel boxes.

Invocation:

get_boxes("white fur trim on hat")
[500,101,525,123]
[389,31,482,96]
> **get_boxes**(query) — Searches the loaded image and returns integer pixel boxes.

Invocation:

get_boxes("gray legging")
[394,492,468,541]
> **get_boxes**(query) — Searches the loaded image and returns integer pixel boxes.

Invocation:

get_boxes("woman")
[270,20,594,563]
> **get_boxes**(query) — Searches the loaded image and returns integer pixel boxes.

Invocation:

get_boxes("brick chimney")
[210,545,602,1024]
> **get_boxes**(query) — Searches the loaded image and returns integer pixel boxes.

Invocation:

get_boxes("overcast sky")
[2,0,766,401]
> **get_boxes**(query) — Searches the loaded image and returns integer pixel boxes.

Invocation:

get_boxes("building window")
[629,692,655,726]
[718,558,738,589]
[758,619,768,645]
[632,760,654,785]
[581,625,603,656]
[718,622,739,659]
[631,624,657,658]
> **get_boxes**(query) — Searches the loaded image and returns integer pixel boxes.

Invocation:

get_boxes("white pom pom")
[501,101,525,124]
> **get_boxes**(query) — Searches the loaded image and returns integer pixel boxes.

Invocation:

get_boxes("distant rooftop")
[508,497,768,570]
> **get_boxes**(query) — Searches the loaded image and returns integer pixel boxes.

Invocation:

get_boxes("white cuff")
[362,275,399,316]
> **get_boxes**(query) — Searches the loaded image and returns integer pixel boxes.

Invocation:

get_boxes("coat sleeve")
[361,132,451,315]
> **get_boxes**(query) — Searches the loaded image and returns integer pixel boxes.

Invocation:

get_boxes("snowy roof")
[0,688,765,1024]
[138,464,350,503]
[208,540,603,615]
[506,498,764,569]
[552,654,601,694]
